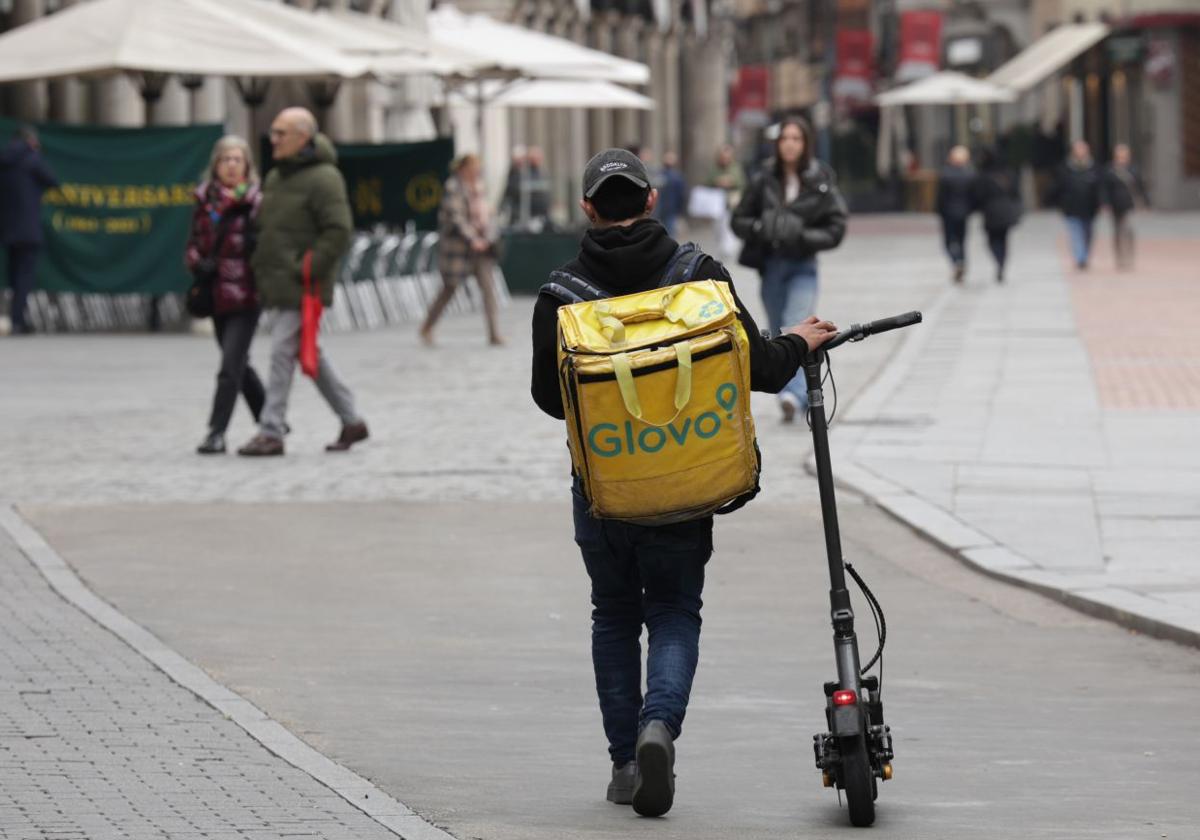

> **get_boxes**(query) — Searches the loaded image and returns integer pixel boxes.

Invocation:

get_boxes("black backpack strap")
[658,241,707,288]
[539,270,609,305]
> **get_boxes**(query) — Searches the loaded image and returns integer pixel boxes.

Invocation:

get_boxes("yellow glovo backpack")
[544,244,759,525]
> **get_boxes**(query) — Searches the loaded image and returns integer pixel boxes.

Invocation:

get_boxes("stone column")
[645,28,667,163]
[681,22,728,186]
[661,26,682,161]
[9,0,48,122]
[588,16,618,154]
[47,0,88,124]
[91,74,143,127]
[614,17,644,149]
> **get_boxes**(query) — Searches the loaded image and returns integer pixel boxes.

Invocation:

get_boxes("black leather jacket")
[731,159,848,261]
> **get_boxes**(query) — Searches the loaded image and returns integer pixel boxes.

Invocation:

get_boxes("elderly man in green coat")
[239,107,368,457]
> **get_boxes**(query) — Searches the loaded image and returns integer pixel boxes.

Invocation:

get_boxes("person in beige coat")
[420,154,503,346]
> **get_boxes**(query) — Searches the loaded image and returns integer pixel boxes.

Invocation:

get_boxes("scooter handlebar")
[819,310,922,352]
[864,310,922,336]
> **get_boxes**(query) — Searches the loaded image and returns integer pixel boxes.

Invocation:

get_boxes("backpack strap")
[539,270,609,305]
[539,242,710,305]
[658,241,707,288]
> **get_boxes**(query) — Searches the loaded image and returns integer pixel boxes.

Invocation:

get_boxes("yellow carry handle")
[594,288,696,346]
[611,343,692,427]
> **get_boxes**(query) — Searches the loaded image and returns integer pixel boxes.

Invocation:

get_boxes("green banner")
[0,118,221,295]
[262,137,453,231]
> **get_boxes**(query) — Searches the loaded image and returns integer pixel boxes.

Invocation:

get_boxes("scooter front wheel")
[840,733,877,827]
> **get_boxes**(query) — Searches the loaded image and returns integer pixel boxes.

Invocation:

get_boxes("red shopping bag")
[299,250,323,379]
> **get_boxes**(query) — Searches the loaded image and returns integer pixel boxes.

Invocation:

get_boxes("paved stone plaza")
[2,213,1198,839]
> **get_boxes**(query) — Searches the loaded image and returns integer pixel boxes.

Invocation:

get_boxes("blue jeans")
[1065,216,1094,267]
[761,255,819,408]
[572,488,712,765]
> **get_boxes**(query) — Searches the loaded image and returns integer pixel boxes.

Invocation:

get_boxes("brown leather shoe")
[326,421,369,452]
[237,434,284,457]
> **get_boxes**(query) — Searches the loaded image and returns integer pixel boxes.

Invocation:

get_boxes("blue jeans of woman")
[1064,215,1094,267]
[573,487,712,765]
[761,255,819,408]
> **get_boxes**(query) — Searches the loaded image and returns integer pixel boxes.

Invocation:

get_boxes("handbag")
[185,205,246,319]
[299,250,323,379]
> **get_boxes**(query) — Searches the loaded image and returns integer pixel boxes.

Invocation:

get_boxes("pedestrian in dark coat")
[0,125,58,335]
[731,115,848,423]
[237,107,367,458]
[655,151,688,237]
[1103,143,1149,270]
[185,135,266,455]
[1047,140,1102,270]
[935,145,975,282]
[972,148,1022,283]
[421,153,503,346]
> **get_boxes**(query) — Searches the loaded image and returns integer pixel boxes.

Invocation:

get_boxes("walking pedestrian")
[531,147,837,817]
[0,125,58,336]
[935,145,975,283]
[1048,140,1102,270]
[656,151,687,238]
[707,144,746,258]
[237,107,368,457]
[1103,143,1150,270]
[731,115,848,423]
[420,153,504,347]
[972,147,1022,284]
[185,136,265,454]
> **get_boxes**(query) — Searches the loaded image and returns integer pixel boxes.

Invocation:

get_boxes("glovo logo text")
[587,383,739,458]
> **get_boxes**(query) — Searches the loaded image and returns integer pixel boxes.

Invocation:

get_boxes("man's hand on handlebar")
[784,315,838,352]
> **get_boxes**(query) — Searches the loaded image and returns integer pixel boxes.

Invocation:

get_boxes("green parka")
[251,134,352,308]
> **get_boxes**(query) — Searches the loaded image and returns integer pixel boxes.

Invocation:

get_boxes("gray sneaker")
[632,721,675,817]
[606,761,636,805]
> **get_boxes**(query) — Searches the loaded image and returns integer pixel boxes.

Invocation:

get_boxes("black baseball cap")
[582,148,650,198]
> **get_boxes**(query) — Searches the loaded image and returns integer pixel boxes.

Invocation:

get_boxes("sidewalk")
[829,211,1200,646]
[0,510,441,840]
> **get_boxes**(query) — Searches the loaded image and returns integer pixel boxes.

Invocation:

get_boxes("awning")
[875,71,1015,106]
[986,23,1109,92]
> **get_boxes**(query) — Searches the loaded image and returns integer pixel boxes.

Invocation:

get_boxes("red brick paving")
[1069,233,1200,410]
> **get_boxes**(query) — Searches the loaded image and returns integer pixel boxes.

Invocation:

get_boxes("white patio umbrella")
[428,5,650,86]
[0,0,372,82]
[875,71,1015,106]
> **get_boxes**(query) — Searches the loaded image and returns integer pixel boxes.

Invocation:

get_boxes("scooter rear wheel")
[840,733,876,827]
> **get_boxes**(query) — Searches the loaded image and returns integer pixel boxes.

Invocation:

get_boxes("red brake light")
[832,689,857,706]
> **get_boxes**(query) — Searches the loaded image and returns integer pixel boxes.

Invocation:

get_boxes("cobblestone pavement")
[831,211,1200,645]
[0,222,944,509]
[0,523,407,840]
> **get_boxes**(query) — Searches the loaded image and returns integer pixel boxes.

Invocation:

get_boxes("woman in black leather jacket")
[732,116,848,422]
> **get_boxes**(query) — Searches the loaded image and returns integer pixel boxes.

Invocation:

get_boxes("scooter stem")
[804,352,863,690]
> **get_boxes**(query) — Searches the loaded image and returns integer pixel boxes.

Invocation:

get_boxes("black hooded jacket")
[531,218,810,420]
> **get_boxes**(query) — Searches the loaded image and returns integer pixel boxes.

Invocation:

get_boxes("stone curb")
[818,461,1200,650]
[0,505,458,840]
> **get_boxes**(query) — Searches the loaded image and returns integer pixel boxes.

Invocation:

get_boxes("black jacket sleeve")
[531,291,567,419]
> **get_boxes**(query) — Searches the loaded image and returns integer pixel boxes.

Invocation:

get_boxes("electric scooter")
[805,310,922,827]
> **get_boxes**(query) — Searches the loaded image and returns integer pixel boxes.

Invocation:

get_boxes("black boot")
[632,721,675,817]
[196,431,226,455]
[607,761,636,805]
